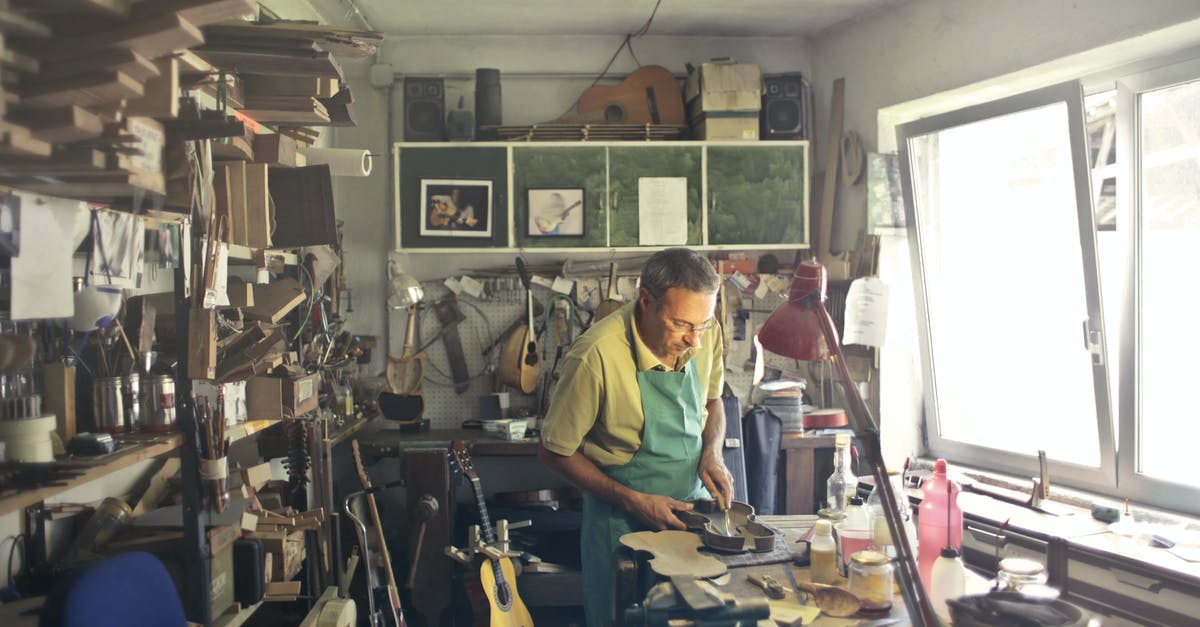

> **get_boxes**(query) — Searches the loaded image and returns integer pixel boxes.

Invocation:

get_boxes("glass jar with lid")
[997,557,1049,592]
[847,549,894,611]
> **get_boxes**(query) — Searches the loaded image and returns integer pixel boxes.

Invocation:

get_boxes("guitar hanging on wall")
[497,257,540,393]
[451,441,533,627]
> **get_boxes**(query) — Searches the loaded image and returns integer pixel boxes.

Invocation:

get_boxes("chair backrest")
[42,551,185,627]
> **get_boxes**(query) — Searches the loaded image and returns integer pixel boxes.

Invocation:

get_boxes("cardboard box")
[691,111,760,141]
[247,373,319,419]
[685,62,763,114]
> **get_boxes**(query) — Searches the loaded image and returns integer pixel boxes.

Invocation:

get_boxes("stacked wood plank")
[0,0,257,200]
[490,123,687,142]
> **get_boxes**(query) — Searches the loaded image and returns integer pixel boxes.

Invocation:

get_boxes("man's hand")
[625,492,694,530]
[699,452,734,510]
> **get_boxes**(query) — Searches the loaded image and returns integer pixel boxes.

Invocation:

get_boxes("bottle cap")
[935,458,947,473]
[939,546,960,559]
[814,519,833,536]
[850,549,889,565]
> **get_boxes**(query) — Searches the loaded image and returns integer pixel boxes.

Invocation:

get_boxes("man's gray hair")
[640,248,720,298]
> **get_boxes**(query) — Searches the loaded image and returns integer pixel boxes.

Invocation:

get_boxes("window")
[897,82,1117,496]
[898,63,1200,516]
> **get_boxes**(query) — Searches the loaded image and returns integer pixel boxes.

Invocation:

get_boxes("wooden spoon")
[793,580,861,617]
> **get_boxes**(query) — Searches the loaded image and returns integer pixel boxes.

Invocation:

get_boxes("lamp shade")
[387,260,424,310]
[756,260,835,361]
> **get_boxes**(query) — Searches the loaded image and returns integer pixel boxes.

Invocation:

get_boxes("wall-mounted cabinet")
[394,141,809,252]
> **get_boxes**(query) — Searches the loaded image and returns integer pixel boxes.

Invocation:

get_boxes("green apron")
[580,333,709,627]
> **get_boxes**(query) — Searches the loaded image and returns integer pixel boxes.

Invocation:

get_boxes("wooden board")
[0,147,105,175]
[193,47,343,79]
[253,132,297,167]
[38,48,158,83]
[10,105,104,143]
[131,0,255,26]
[203,20,382,59]
[227,159,248,246]
[0,121,52,157]
[816,78,851,280]
[20,70,143,108]
[619,530,727,579]
[126,57,179,118]
[243,74,337,99]
[13,0,130,20]
[244,162,271,249]
[27,13,203,61]
[244,277,306,323]
[0,9,51,38]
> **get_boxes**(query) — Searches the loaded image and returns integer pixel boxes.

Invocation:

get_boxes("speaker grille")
[405,77,445,141]
[765,100,801,134]
[761,73,805,140]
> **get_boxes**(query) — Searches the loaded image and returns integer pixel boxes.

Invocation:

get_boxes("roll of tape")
[300,148,372,177]
[316,598,356,627]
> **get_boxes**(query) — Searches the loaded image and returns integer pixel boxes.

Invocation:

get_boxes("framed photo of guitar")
[419,178,493,238]
[526,187,585,237]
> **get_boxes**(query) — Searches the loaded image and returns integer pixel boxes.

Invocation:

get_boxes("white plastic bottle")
[929,546,966,622]
[810,519,839,585]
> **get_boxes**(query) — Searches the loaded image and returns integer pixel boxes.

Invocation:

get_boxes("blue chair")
[41,551,185,627]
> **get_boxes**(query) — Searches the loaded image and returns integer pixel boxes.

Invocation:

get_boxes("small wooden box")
[246,373,319,419]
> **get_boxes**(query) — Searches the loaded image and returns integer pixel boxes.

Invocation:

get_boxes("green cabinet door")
[706,144,809,246]
[512,146,607,248]
[397,145,509,249]
[608,145,703,247]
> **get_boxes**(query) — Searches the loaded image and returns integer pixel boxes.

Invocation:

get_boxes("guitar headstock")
[450,440,478,481]
[351,439,372,489]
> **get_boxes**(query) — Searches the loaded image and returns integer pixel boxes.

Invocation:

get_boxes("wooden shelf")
[0,432,182,517]
[226,243,299,267]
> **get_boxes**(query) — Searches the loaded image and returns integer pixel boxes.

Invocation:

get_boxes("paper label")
[843,277,889,347]
[297,377,314,402]
[551,276,575,295]
[459,275,485,298]
[443,276,462,294]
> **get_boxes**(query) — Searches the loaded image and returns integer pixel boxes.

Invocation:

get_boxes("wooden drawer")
[1065,546,1200,626]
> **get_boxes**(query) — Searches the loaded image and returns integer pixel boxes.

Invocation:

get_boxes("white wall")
[807,0,1200,464]
[331,35,811,363]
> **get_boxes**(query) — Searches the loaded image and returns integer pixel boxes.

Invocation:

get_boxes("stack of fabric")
[756,379,809,433]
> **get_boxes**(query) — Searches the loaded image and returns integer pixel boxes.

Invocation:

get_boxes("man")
[538,248,734,627]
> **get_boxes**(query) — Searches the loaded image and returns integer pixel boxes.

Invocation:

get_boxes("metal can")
[93,376,127,433]
[848,549,894,611]
[121,373,141,429]
[141,375,176,432]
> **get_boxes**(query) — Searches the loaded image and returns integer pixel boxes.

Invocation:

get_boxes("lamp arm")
[815,305,938,627]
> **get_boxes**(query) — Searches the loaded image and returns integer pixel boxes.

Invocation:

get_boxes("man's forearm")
[701,397,726,461]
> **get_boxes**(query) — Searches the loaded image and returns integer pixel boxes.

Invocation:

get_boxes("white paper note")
[12,194,86,320]
[551,276,575,295]
[843,277,889,347]
[443,276,463,294]
[638,177,688,246]
[459,275,485,298]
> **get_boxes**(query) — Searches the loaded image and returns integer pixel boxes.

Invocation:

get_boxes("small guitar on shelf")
[450,440,533,627]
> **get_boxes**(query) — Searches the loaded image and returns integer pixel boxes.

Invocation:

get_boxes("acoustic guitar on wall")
[497,257,540,394]
[561,65,685,126]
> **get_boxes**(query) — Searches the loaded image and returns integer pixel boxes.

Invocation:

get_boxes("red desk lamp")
[757,259,937,626]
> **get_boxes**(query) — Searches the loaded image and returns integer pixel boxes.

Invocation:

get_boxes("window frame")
[1113,58,1200,514]
[896,81,1118,496]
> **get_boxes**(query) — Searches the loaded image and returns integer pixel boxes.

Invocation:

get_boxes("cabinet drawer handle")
[1110,567,1164,593]
[966,525,1007,548]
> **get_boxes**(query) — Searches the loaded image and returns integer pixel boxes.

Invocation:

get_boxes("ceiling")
[285,0,908,37]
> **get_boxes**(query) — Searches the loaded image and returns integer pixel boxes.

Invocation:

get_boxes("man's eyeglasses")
[665,318,716,336]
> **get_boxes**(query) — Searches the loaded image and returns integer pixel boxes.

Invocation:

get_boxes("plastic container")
[847,549,894,611]
[930,546,965,622]
[917,458,962,584]
[838,496,872,569]
[825,433,856,514]
[810,519,839,585]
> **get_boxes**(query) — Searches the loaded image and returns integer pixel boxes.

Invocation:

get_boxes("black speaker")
[405,77,444,141]
[761,73,805,140]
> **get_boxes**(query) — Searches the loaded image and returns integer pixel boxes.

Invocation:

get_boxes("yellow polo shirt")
[540,300,724,467]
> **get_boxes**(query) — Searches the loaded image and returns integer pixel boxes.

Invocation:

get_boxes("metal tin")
[93,376,127,433]
[141,375,176,432]
[121,373,141,429]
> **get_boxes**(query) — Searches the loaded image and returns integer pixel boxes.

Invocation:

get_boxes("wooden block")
[38,48,158,83]
[42,362,76,440]
[13,0,131,20]
[211,135,253,161]
[244,278,306,323]
[227,160,248,246]
[174,49,213,78]
[226,276,254,308]
[244,163,271,248]
[238,99,330,125]
[253,133,296,167]
[240,511,258,533]
[126,57,179,118]
[131,457,181,516]
[30,13,204,61]
[124,291,157,352]
[107,116,165,176]
[131,0,255,27]
[243,74,335,99]
[240,461,271,491]
[264,580,300,600]
[0,121,52,157]
[20,70,143,108]
[187,307,217,380]
[1,48,38,73]
[192,48,343,79]
[9,105,103,143]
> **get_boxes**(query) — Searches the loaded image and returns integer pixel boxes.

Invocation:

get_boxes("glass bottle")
[867,473,917,559]
[825,433,857,514]
[810,519,839,585]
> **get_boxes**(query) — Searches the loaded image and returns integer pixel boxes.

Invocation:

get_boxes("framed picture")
[527,187,586,237]
[419,178,493,238]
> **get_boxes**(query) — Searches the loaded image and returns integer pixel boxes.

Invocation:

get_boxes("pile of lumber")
[0,0,258,199]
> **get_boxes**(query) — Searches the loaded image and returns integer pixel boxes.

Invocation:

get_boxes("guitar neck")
[471,477,497,543]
